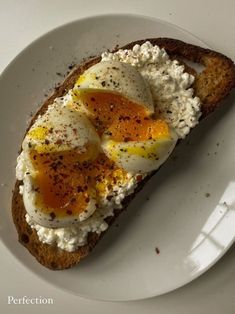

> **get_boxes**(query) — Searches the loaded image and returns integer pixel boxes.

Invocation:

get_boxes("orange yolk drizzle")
[30,150,119,219]
[75,90,169,141]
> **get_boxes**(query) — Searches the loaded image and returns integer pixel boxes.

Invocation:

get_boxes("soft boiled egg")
[102,120,178,173]
[71,60,178,174]
[22,104,101,228]
[21,59,178,228]
[73,60,154,114]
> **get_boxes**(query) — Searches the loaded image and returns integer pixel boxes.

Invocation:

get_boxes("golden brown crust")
[12,38,235,270]
[122,38,235,117]
[12,176,149,270]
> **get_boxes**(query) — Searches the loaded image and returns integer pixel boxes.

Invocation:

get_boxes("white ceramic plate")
[0,14,235,301]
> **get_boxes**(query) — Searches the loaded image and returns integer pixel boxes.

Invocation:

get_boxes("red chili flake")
[155,247,160,254]
[136,175,142,182]
[55,139,63,145]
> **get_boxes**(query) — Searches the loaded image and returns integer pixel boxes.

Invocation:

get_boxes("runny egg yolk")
[73,90,170,141]
[30,150,121,219]
[28,91,171,220]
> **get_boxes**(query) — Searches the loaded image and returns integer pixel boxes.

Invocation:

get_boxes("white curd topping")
[101,41,201,138]
[24,174,138,252]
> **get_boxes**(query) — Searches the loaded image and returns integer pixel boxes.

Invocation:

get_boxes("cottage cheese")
[24,173,138,252]
[102,41,201,138]
[19,41,201,252]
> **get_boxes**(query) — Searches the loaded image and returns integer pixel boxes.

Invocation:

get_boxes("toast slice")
[12,38,235,270]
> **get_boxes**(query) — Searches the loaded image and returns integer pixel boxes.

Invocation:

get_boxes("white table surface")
[1,0,235,313]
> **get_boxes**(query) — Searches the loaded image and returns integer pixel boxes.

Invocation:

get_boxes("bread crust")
[12,38,235,270]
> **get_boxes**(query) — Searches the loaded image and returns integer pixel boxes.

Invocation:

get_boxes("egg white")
[101,129,178,173]
[21,103,101,228]
[23,102,101,155]
[74,60,154,114]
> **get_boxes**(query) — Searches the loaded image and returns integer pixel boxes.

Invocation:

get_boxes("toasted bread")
[12,38,235,270]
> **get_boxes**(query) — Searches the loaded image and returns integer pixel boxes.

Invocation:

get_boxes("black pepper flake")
[106,195,113,201]
[21,233,29,244]
[49,212,56,220]
[101,81,106,87]
[68,65,74,70]
[77,186,83,193]
[66,209,73,215]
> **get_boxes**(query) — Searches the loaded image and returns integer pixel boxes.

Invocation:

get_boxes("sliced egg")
[101,121,178,173]
[23,103,100,157]
[74,60,154,114]
[22,105,101,228]
[23,173,97,228]
[71,63,178,174]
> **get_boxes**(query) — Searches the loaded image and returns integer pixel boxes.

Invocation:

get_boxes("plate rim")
[1,13,232,302]
[0,12,209,77]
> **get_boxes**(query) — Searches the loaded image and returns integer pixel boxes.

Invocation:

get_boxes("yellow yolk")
[28,126,49,141]
[73,90,169,141]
